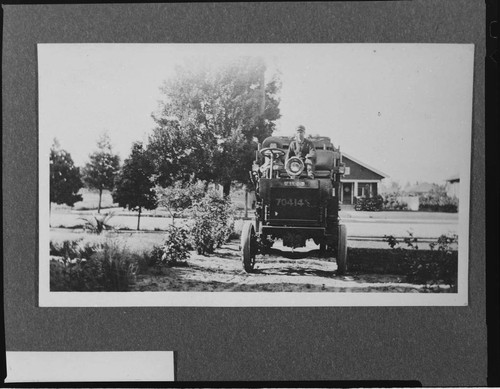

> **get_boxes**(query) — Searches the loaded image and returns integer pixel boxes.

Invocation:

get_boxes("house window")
[357,183,377,198]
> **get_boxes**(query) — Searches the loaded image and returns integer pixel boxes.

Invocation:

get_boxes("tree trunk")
[98,189,103,213]
[223,181,231,197]
[137,206,141,230]
[244,190,248,218]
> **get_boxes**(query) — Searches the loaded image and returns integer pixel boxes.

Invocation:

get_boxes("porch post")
[353,181,358,200]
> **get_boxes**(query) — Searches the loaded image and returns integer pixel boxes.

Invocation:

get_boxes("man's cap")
[296,125,306,133]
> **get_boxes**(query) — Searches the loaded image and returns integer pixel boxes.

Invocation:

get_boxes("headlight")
[285,157,304,177]
[290,161,301,173]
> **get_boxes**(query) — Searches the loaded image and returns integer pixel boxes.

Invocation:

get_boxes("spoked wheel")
[336,224,348,275]
[241,221,257,272]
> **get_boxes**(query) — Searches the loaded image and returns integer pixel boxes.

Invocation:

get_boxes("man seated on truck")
[286,125,316,178]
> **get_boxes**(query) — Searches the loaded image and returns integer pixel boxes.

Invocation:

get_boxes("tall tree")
[148,57,281,195]
[112,142,158,230]
[50,138,83,210]
[82,132,120,213]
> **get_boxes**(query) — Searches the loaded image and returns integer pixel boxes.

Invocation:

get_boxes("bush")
[419,190,458,212]
[78,212,115,234]
[383,233,458,288]
[157,180,207,223]
[156,225,191,266]
[354,195,383,211]
[50,239,138,291]
[190,190,235,255]
[50,239,104,260]
[381,193,408,211]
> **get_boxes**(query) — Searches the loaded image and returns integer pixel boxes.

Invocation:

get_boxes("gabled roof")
[342,152,388,178]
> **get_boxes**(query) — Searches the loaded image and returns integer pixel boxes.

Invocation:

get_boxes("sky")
[38,43,474,185]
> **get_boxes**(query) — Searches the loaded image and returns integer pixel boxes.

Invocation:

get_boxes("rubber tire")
[336,224,348,275]
[241,221,256,272]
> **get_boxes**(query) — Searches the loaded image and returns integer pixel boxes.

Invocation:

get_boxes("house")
[445,174,460,198]
[340,153,388,205]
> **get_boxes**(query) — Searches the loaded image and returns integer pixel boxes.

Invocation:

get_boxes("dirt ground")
[131,240,452,293]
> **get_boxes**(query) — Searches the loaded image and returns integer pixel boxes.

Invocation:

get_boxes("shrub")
[190,190,235,255]
[157,180,207,224]
[354,195,383,211]
[78,212,115,234]
[381,193,408,211]
[383,233,458,288]
[50,239,138,291]
[91,241,138,291]
[419,190,458,212]
[50,239,80,258]
[156,225,191,266]
[50,239,104,260]
[134,245,162,273]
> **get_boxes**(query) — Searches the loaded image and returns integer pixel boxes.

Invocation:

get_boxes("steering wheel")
[260,147,285,158]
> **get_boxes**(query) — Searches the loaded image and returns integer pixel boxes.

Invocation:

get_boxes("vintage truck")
[241,135,348,274]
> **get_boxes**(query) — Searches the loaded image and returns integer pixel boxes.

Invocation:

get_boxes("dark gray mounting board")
[3,1,486,385]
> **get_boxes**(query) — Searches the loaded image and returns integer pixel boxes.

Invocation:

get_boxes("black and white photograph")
[39,43,474,306]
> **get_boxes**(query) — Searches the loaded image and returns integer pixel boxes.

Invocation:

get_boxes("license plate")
[275,198,312,207]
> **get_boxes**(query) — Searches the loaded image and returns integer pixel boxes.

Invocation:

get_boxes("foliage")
[156,180,206,223]
[148,57,282,195]
[419,189,458,212]
[50,239,102,259]
[112,142,158,230]
[79,212,115,234]
[354,195,384,211]
[156,225,192,266]
[81,132,120,212]
[149,245,165,265]
[380,180,402,194]
[190,190,235,255]
[381,193,409,211]
[50,239,138,291]
[383,232,458,288]
[50,139,84,207]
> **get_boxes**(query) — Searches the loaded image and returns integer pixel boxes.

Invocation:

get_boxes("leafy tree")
[50,138,83,210]
[156,180,206,224]
[148,57,281,195]
[112,142,158,230]
[82,133,120,213]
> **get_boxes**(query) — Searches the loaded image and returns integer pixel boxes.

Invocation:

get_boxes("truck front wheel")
[241,221,257,272]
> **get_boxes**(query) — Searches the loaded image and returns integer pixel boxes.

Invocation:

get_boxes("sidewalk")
[339,210,458,224]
